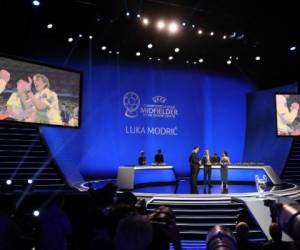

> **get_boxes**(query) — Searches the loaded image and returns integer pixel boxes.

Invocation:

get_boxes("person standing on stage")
[154,149,164,165]
[189,146,201,193]
[220,151,230,191]
[138,150,147,165]
[211,152,221,165]
[202,149,212,187]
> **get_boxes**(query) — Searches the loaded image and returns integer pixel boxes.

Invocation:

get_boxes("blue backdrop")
[41,60,255,185]
[243,83,298,175]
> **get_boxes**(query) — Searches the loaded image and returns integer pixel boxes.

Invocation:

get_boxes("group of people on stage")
[189,146,230,194]
[138,149,165,166]
[137,146,230,193]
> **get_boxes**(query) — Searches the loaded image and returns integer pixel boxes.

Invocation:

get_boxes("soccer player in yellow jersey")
[6,77,35,121]
[27,74,62,125]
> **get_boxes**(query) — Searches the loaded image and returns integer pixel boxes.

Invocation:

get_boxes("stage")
[75,177,300,199]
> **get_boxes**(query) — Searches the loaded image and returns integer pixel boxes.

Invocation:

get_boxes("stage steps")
[281,139,300,183]
[147,197,267,242]
[0,121,70,193]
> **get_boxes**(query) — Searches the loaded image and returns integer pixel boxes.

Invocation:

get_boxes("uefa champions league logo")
[123,92,140,118]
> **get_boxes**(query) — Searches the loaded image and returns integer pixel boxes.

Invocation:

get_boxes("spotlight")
[186,60,189,64]
[33,210,40,217]
[290,46,296,51]
[136,52,141,56]
[235,57,239,60]
[182,22,186,26]
[142,18,149,25]
[199,58,204,63]
[156,20,166,30]
[193,61,197,65]
[147,43,153,49]
[28,179,33,184]
[68,37,73,43]
[229,32,237,38]
[96,17,101,22]
[236,34,245,40]
[109,51,112,54]
[157,58,161,61]
[227,60,232,65]
[78,34,83,38]
[168,56,173,60]
[255,56,261,61]
[126,12,130,16]
[149,57,152,60]
[32,0,40,6]
[229,56,232,59]
[89,35,93,40]
[116,51,120,55]
[47,23,53,29]
[137,14,141,18]
[197,29,203,35]
[6,179,12,185]
[168,22,179,34]
[192,24,195,28]
[101,46,107,51]
[174,48,180,53]
[210,32,214,36]
[223,35,227,39]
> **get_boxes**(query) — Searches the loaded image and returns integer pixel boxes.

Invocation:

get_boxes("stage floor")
[76,178,300,199]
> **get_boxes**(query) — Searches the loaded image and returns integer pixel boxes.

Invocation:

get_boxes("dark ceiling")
[0,0,299,89]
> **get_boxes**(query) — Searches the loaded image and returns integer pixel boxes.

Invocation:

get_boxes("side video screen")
[276,94,300,136]
[0,56,81,127]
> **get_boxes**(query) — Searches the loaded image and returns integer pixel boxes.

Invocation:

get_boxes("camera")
[264,199,300,241]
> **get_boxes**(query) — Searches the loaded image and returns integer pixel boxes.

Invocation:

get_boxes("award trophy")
[255,175,267,198]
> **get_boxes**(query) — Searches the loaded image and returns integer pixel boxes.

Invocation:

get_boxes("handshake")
[290,102,300,111]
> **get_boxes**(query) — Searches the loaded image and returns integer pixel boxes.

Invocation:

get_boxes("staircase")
[281,139,300,183]
[147,197,266,248]
[0,121,70,192]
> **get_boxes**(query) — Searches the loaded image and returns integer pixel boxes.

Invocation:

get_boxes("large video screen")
[276,94,300,136]
[0,56,81,127]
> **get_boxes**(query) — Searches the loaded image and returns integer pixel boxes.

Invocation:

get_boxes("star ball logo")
[123,92,140,118]
[123,91,178,119]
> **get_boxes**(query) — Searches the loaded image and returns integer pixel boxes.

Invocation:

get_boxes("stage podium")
[117,165,177,190]
[197,164,282,185]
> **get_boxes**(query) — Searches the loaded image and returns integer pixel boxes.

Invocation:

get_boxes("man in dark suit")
[138,151,147,165]
[189,146,200,194]
[154,149,164,165]
[211,152,221,165]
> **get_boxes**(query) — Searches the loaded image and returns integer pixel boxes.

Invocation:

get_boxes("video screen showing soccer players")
[276,94,300,136]
[0,56,81,128]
